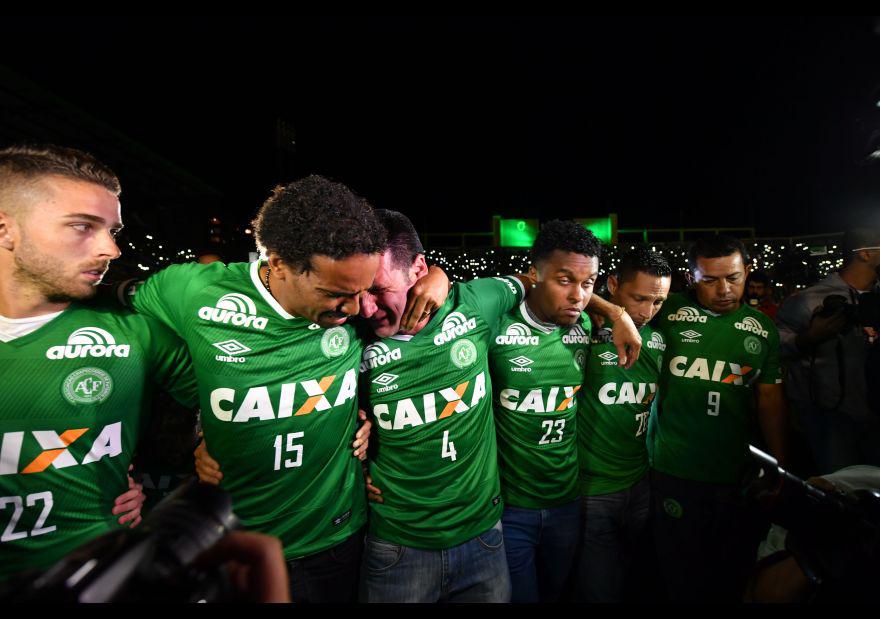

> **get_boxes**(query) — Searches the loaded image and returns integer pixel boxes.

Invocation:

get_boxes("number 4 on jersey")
[441,430,457,462]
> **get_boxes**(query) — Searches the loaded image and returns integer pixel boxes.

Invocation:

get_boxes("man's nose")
[359,293,377,318]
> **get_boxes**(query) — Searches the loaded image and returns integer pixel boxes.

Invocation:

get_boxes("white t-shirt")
[0,311,64,342]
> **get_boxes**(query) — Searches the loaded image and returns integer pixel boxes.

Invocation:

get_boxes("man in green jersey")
[574,247,671,602]
[0,144,197,581]
[488,220,599,603]
[356,210,527,602]
[124,177,448,603]
[647,235,789,602]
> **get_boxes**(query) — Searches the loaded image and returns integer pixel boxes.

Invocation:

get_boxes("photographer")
[776,228,880,474]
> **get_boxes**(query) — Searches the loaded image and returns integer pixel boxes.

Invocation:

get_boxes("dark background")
[2,16,880,249]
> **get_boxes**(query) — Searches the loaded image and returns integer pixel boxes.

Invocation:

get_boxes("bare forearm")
[758,398,790,468]
[587,294,622,321]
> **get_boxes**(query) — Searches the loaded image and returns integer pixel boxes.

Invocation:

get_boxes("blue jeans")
[501,500,581,603]
[574,475,650,602]
[359,520,511,603]
[287,530,363,603]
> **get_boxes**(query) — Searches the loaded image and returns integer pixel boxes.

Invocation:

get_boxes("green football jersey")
[489,303,590,509]
[578,323,664,496]
[362,276,525,549]
[0,303,196,581]
[648,292,782,484]
[129,260,367,559]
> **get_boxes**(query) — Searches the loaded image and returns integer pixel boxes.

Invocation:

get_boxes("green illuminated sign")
[576,216,616,244]
[499,218,539,247]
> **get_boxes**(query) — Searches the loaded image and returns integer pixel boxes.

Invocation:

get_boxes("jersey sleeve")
[142,316,199,408]
[759,322,783,385]
[127,262,202,335]
[462,276,525,326]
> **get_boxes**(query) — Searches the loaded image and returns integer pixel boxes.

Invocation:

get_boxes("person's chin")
[318,315,349,327]
[712,300,737,313]
[553,313,579,327]
[373,326,397,338]
[68,282,98,300]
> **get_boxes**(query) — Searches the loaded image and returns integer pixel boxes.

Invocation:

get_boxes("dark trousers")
[574,475,650,602]
[287,530,363,603]
[651,469,764,603]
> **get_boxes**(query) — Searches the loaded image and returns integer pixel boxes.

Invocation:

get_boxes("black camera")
[3,479,240,603]
[817,292,880,331]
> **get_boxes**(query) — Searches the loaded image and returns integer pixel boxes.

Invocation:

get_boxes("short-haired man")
[0,144,197,581]
[776,227,880,473]
[745,271,778,319]
[575,247,671,602]
[357,210,526,602]
[489,220,600,603]
[648,235,789,602]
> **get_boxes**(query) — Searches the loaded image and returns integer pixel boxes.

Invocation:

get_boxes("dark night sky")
[2,15,880,238]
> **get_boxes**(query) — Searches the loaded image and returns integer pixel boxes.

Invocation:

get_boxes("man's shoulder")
[778,276,840,315]
[659,292,694,315]
[455,276,522,296]
[736,304,779,340]
[151,260,248,283]
[68,300,175,343]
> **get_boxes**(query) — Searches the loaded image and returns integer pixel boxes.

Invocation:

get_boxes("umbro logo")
[509,356,534,373]
[680,330,702,342]
[373,372,399,386]
[598,351,619,366]
[373,372,400,393]
[213,339,251,363]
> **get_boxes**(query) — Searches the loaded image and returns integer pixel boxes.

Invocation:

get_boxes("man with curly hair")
[488,220,602,603]
[122,175,446,603]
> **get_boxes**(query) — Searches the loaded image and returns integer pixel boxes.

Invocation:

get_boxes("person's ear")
[527,265,539,287]
[0,211,17,251]
[607,275,619,298]
[411,254,429,283]
[267,254,291,281]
